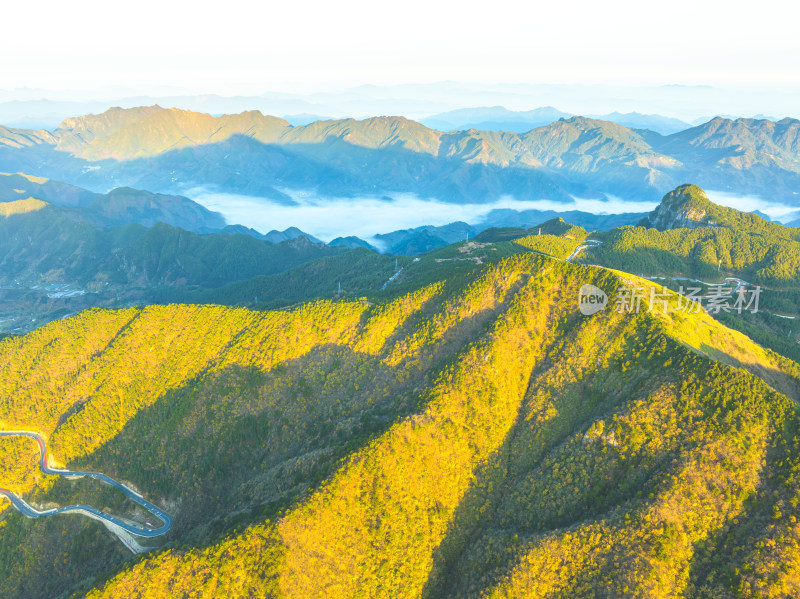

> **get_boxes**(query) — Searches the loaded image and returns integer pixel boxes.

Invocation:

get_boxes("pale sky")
[3,0,799,95]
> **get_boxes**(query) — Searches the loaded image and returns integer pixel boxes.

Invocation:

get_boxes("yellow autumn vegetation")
[0,254,798,599]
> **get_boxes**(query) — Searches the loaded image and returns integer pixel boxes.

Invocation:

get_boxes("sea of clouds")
[188,187,798,243]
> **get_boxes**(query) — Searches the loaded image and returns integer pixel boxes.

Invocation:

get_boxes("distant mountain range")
[1,81,796,129]
[420,106,692,135]
[2,106,799,206]
[419,106,574,133]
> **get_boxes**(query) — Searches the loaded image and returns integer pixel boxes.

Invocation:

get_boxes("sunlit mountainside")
[1,243,800,597]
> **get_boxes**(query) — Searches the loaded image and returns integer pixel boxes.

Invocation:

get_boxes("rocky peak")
[644,184,719,230]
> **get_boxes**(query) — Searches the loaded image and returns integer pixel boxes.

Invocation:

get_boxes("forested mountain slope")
[0,172,225,232]
[588,184,800,288]
[583,184,800,364]
[1,251,799,598]
[0,207,345,290]
[0,199,353,335]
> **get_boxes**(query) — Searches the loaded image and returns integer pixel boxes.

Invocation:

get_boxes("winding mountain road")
[0,431,171,540]
[645,275,748,292]
[566,239,602,262]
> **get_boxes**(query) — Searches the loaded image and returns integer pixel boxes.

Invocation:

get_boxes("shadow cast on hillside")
[76,343,424,545]
[4,133,652,204]
[115,134,597,203]
[419,332,695,598]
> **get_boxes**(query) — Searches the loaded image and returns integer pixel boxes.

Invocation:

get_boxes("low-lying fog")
[704,190,800,221]
[187,188,798,242]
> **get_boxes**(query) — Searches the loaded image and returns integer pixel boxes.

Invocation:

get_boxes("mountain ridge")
[0,172,225,232]
[1,251,799,598]
[422,106,692,135]
[4,106,800,204]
